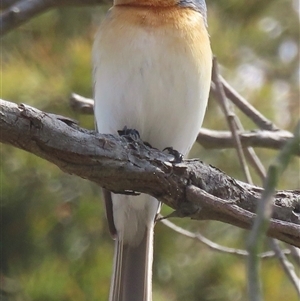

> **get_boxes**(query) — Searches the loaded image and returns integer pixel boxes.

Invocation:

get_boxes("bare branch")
[1,98,300,247]
[215,76,279,131]
[70,93,94,114]
[197,128,297,153]
[289,246,300,267]
[69,93,297,155]
[160,217,292,259]
[269,239,300,295]
[212,68,300,296]
[211,58,253,183]
[246,121,300,301]
[237,100,300,296]
[231,116,267,180]
[0,0,110,36]
[216,78,300,298]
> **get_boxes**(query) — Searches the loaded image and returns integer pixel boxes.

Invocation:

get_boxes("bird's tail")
[109,225,154,301]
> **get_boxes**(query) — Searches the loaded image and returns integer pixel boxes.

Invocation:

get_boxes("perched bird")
[93,1,212,300]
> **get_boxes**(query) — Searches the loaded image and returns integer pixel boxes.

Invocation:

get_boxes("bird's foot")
[118,126,140,140]
[118,126,154,148]
[163,147,183,163]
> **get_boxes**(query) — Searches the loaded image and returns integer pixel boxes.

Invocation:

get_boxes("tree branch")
[160,217,292,259]
[69,93,298,155]
[212,58,253,183]
[269,239,300,295]
[197,129,296,153]
[0,0,111,36]
[213,76,279,131]
[246,121,300,301]
[1,98,300,247]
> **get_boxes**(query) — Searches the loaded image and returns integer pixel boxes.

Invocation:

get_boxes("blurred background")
[1,0,299,300]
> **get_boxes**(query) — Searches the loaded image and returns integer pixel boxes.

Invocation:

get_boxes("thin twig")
[233,115,267,181]
[222,88,300,296]
[70,93,94,114]
[159,217,291,259]
[247,121,300,301]
[211,58,253,184]
[269,239,300,295]
[244,147,266,181]
[224,76,300,298]
[289,246,300,267]
[218,76,279,131]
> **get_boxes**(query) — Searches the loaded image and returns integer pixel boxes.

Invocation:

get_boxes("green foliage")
[1,2,299,301]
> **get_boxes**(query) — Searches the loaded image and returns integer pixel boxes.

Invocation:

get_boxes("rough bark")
[1,99,300,247]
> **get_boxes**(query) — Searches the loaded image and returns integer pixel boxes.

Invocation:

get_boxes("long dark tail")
[109,226,154,301]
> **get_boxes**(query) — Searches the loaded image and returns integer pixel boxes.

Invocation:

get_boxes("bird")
[92,1,212,300]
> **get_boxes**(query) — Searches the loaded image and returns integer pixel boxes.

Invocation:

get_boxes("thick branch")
[1,99,300,247]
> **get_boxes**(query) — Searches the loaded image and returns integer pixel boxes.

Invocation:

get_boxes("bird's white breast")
[93,6,212,155]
